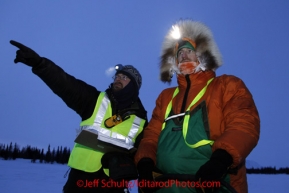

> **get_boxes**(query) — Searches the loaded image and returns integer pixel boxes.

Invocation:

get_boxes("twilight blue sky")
[1,1,289,168]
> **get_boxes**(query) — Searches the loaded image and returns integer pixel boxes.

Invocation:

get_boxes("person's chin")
[113,85,122,92]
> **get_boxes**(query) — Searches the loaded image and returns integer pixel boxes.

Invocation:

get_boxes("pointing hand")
[10,40,42,67]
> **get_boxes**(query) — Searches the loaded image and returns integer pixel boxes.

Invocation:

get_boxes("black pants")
[63,168,129,193]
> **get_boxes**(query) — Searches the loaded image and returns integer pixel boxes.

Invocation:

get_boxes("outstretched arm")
[10,40,100,120]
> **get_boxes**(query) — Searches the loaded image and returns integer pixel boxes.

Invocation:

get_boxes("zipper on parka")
[179,75,191,120]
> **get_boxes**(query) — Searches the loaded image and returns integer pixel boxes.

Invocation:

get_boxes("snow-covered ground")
[0,159,288,193]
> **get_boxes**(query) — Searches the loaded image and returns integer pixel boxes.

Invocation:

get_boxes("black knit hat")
[115,64,142,89]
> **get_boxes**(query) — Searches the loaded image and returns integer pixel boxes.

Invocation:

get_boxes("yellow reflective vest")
[68,92,146,174]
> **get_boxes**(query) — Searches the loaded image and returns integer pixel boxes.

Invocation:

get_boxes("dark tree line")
[1,142,289,174]
[247,167,289,174]
[0,142,70,164]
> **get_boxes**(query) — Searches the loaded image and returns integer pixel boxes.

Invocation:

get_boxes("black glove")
[10,40,42,67]
[137,158,155,193]
[195,149,233,193]
[101,152,138,181]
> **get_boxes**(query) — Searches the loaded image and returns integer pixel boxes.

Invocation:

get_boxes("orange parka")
[135,70,260,193]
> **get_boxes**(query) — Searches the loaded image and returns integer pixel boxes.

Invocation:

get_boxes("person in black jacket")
[10,40,148,193]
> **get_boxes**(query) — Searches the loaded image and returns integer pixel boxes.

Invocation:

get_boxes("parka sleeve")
[212,76,260,167]
[31,58,100,121]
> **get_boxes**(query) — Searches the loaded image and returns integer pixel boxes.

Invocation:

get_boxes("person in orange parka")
[135,19,260,193]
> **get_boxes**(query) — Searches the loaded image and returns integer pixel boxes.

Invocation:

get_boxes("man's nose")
[181,52,189,60]
[113,78,120,83]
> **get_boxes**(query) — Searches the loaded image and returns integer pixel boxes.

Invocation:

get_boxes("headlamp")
[115,64,124,71]
[171,25,181,39]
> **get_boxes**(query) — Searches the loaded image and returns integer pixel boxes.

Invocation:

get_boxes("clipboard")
[74,129,136,154]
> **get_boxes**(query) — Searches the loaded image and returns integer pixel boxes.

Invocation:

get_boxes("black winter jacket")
[31,58,147,148]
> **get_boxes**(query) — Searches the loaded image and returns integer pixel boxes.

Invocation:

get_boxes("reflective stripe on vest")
[162,78,214,148]
[68,92,145,173]
[80,92,144,150]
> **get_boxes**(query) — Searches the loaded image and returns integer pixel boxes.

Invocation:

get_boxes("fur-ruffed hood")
[160,19,222,83]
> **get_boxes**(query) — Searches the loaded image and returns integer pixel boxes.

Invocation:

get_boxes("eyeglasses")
[112,74,129,81]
